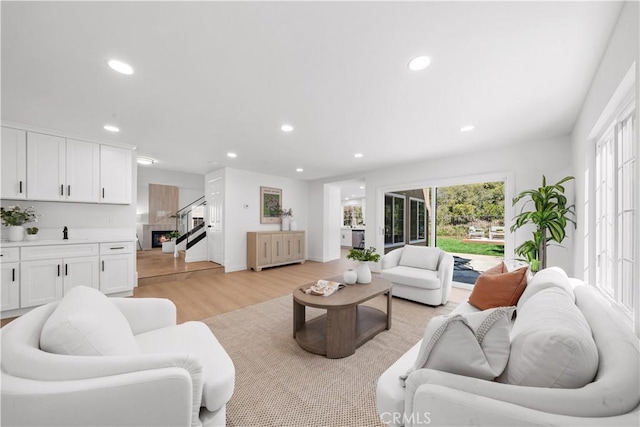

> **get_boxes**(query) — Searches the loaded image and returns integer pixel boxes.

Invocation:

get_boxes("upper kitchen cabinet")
[26,132,100,203]
[100,145,132,204]
[1,127,27,199]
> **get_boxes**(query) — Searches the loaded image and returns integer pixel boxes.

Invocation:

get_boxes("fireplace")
[151,230,174,248]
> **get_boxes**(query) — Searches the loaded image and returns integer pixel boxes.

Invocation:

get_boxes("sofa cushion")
[500,287,598,388]
[468,264,528,310]
[40,286,139,356]
[402,306,514,383]
[517,266,574,310]
[381,265,441,289]
[399,245,440,270]
[135,321,235,412]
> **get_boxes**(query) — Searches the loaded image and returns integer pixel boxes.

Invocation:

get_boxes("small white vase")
[281,217,291,231]
[8,225,24,242]
[25,234,37,241]
[343,269,357,285]
[356,262,372,284]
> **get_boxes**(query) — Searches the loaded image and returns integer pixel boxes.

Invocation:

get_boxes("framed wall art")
[260,186,282,224]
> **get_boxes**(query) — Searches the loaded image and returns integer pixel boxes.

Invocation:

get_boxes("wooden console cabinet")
[247,231,305,271]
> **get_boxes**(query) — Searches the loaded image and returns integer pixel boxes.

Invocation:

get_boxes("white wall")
[221,167,309,272]
[136,166,205,223]
[571,0,639,279]
[308,135,574,274]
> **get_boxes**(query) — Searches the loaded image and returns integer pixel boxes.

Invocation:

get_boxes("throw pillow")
[399,245,440,270]
[401,306,515,384]
[468,264,528,310]
[40,286,140,356]
[499,287,598,388]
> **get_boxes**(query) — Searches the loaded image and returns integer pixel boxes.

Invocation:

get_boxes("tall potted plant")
[510,175,576,272]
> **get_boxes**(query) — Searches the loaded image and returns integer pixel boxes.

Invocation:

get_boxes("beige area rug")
[203,294,459,427]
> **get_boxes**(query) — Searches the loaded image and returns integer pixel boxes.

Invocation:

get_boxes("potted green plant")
[25,227,39,241]
[346,246,380,284]
[1,205,38,242]
[278,207,293,231]
[510,175,576,272]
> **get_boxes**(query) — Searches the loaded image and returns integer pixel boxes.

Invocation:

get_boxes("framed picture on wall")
[260,186,282,224]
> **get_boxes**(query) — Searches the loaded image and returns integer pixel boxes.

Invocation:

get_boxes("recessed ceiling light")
[296,168,304,172]
[103,125,120,132]
[281,124,294,132]
[136,156,155,165]
[359,186,365,189]
[107,59,134,75]
[460,125,475,132]
[354,153,364,158]
[408,56,431,71]
[345,198,349,201]
[227,152,237,158]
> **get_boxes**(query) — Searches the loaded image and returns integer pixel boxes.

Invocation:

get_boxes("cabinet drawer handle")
[68,185,71,196]
[102,188,105,198]
[60,184,64,196]
[65,264,68,276]
[19,181,23,194]
[102,260,105,272]
[110,246,125,250]
[57,264,61,277]
[12,268,15,282]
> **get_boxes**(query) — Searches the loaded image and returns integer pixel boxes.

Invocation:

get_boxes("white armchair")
[381,246,454,306]
[1,288,235,427]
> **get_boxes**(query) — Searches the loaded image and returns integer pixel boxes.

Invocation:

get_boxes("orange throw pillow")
[469,262,528,310]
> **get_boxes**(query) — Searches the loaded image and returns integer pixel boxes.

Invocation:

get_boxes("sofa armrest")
[111,297,177,334]
[437,252,454,304]
[382,248,403,270]
[405,368,632,419]
[410,384,640,427]
[1,367,193,426]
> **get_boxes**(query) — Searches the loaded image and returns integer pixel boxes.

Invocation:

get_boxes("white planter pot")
[356,262,372,284]
[281,217,291,231]
[25,234,38,241]
[343,269,357,285]
[162,241,175,253]
[8,226,24,242]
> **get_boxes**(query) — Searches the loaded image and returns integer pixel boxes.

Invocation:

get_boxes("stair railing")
[173,196,206,249]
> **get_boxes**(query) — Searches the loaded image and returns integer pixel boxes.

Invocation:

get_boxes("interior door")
[207,176,224,265]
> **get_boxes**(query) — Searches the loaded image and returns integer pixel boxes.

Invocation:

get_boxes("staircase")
[174,196,207,262]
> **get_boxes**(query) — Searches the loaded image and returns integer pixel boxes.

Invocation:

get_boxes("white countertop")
[1,238,134,247]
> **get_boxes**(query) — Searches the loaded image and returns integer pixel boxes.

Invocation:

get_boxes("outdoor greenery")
[436,237,504,256]
[346,247,380,262]
[436,182,504,227]
[511,175,576,272]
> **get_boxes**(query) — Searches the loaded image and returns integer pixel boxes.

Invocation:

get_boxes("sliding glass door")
[384,194,405,247]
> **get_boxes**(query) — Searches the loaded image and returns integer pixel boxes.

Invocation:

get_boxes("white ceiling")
[1,1,623,181]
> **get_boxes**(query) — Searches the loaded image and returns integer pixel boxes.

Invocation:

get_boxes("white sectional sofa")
[376,268,640,426]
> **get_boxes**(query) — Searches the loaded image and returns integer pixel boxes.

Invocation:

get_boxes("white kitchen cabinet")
[1,127,27,199]
[20,243,100,308]
[99,242,135,293]
[100,145,132,204]
[26,132,100,202]
[1,247,21,311]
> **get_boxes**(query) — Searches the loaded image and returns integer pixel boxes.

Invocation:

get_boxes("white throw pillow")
[40,286,139,356]
[500,287,598,388]
[399,245,440,270]
[401,306,514,384]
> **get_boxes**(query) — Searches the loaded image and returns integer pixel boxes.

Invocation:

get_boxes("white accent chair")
[381,246,454,306]
[1,288,235,427]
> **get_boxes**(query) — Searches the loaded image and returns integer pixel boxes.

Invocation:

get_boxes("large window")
[594,97,636,319]
[384,194,405,247]
[409,198,426,243]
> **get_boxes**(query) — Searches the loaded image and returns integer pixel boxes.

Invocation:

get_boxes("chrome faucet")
[63,226,68,240]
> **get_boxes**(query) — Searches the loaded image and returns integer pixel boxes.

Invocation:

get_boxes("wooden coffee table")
[293,275,392,359]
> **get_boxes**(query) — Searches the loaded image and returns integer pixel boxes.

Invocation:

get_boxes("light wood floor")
[134,251,471,324]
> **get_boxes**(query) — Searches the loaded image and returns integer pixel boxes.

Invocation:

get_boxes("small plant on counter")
[346,246,380,263]
[26,227,39,235]
[0,205,38,226]
[278,207,293,218]
[168,230,180,239]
